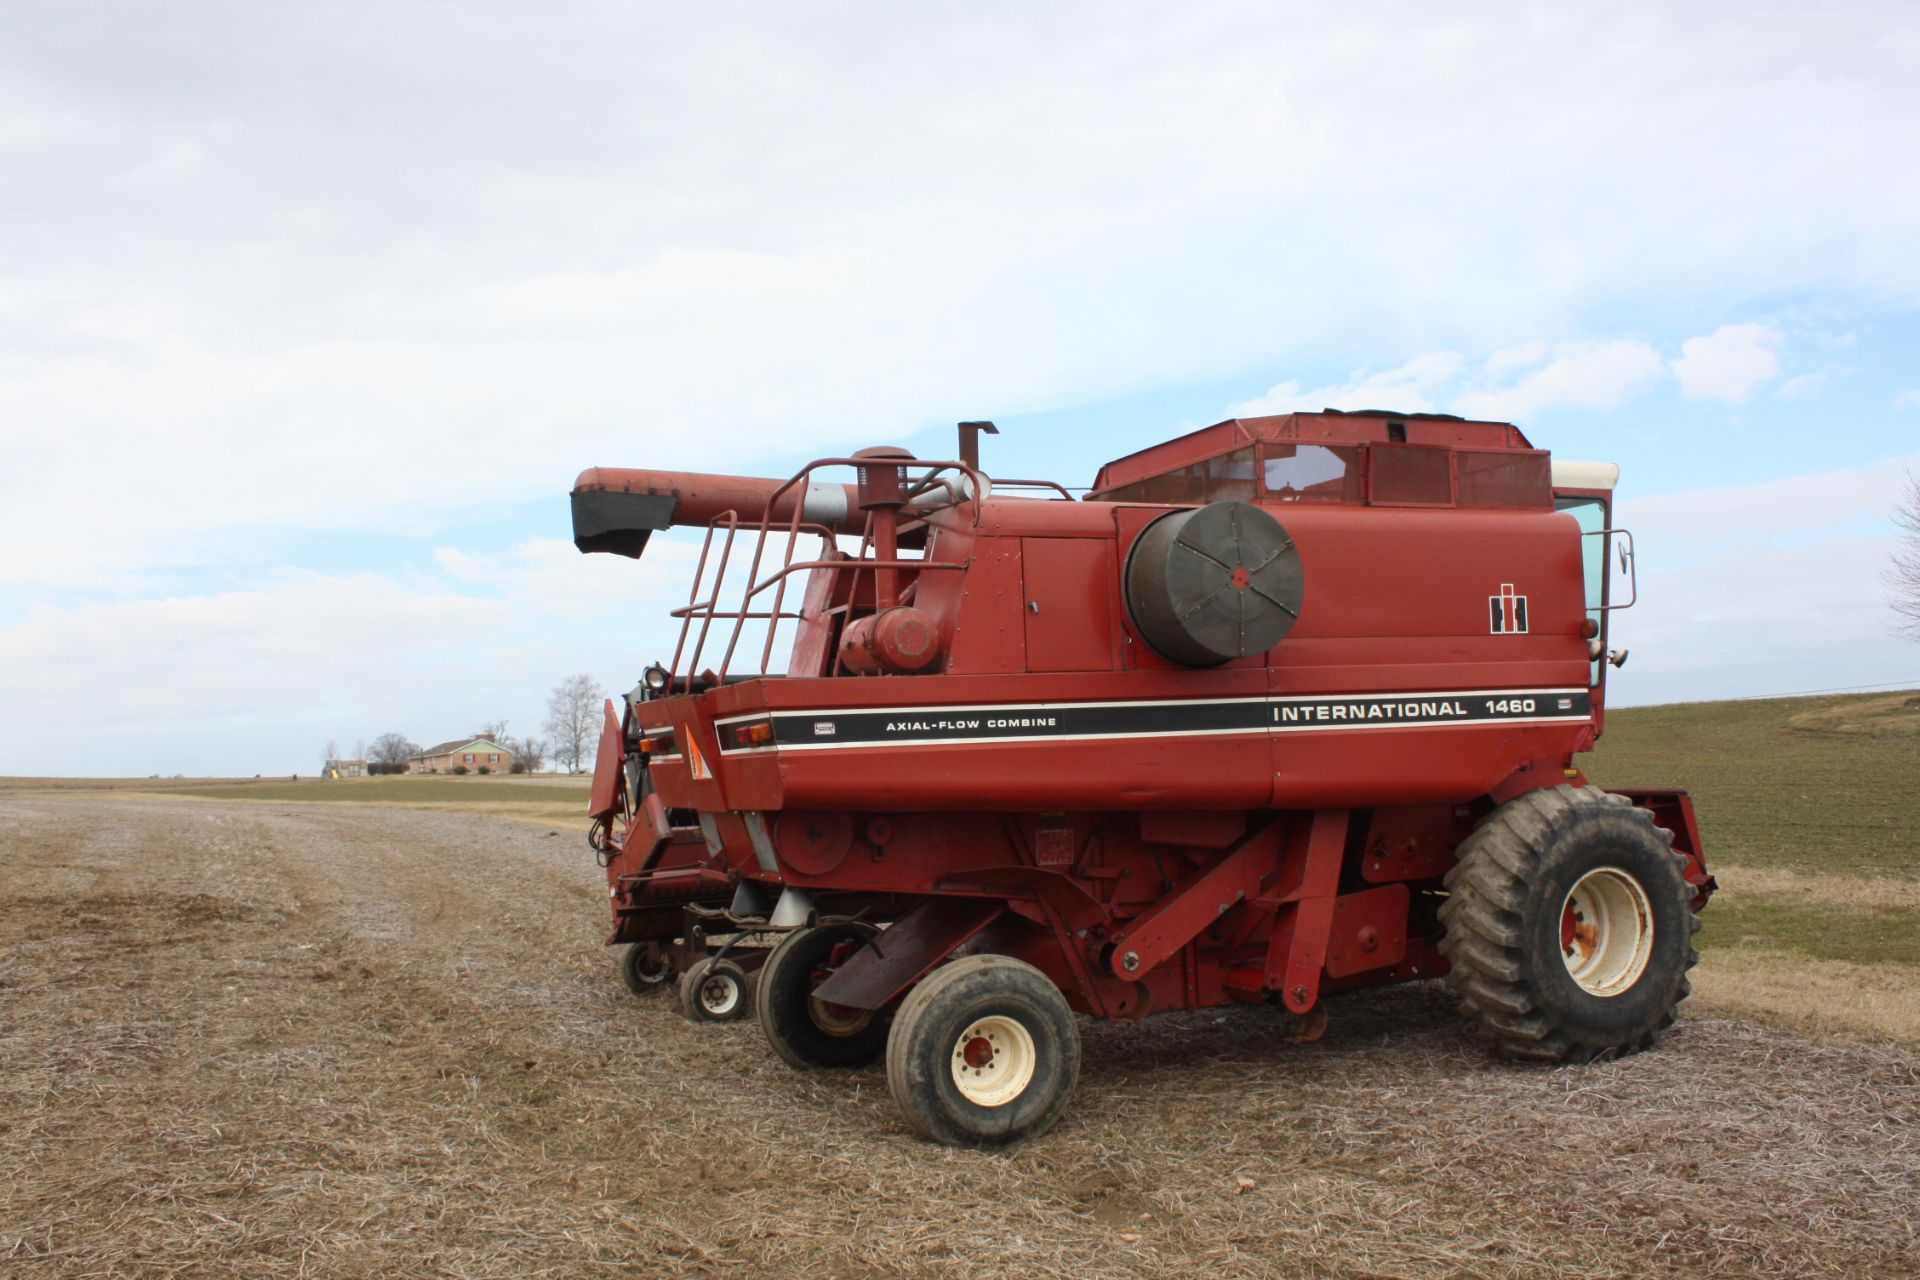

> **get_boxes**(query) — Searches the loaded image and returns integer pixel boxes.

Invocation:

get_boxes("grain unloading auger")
[573,412,1715,1145]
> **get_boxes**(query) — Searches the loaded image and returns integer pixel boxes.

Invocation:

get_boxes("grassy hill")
[1587,688,1920,1041]
[1585,689,1920,878]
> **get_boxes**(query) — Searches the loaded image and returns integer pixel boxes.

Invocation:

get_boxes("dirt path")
[2,795,1917,1278]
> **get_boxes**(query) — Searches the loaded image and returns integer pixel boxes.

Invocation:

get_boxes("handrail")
[668,455,987,683]
[986,477,1077,501]
[669,511,740,680]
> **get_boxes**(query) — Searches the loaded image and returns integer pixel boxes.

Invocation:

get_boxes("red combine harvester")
[572,412,1713,1146]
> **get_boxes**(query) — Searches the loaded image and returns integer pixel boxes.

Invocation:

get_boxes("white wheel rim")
[1559,867,1655,997]
[808,995,874,1037]
[950,1014,1037,1107]
[633,953,668,984]
[699,972,741,1016]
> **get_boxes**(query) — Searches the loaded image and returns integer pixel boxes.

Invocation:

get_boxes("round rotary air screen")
[1124,501,1305,666]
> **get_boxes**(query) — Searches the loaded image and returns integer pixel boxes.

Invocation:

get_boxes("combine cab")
[572,411,1713,1145]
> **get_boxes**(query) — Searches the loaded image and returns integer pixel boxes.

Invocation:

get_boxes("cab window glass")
[1095,447,1255,504]
[1261,444,1362,502]
[1558,497,1607,684]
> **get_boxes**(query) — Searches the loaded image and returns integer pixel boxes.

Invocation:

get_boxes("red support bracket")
[1264,809,1350,1012]
[1106,823,1284,982]
[810,897,1005,1012]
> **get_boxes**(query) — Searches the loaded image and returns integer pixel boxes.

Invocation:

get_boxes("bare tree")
[323,739,340,767]
[545,674,605,773]
[478,719,546,773]
[368,732,419,772]
[1893,469,1920,641]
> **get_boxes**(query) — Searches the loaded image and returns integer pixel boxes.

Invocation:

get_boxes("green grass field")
[170,776,587,804]
[1585,689,1920,1005]
[157,774,592,821]
[1585,689,1920,878]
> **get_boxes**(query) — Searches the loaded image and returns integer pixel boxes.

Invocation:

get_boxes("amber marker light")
[728,720,777,749]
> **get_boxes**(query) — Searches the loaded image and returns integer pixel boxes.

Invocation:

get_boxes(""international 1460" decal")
[715,688,1592,752]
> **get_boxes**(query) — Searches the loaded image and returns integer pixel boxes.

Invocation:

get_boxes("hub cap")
[1559,867,1655,997]
[950,1015,1037,1107]
[804,944,874,1036]
[699,972,742,1017]
[634,953,669,984]
[808,994,874,1036]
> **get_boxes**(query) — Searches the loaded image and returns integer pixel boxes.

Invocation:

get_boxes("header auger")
[572,410,1713,1146]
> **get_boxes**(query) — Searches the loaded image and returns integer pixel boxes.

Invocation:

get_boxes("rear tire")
[885,955,1079,1148]
[757,922,890,1069]
[1439,784,1698,1062]
[621,942,673,996]
[679,956,751,1023]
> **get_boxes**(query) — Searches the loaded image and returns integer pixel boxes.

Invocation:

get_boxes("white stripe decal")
[707,688,1593,754]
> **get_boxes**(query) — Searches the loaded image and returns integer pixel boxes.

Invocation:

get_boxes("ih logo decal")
[1489,583,1530,634]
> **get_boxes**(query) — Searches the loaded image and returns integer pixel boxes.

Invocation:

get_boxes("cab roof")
[1090,409,1535,496]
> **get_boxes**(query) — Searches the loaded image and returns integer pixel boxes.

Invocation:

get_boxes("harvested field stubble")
[2,795,1918,1278]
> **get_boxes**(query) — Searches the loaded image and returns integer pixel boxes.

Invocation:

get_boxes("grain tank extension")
[572,410,1714,1145]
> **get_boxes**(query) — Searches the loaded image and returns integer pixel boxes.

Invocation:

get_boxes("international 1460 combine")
[571,411,1713,1146]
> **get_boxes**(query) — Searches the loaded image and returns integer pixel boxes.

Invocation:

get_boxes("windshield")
[1557,496,1607,685]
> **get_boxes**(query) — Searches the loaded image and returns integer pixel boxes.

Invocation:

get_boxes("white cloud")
[1612,533,1915,707]
[1454,340,1667,421]
[1229,353,1465,417]
[433,537,702,620]
[1603,455,1920,704]
[0,572,511,774]
[1618,453,1918,567]
[1671,322,1782,402]
[1233,339,1668,424]
[1897,390,1920,410]
[1776,373,1826,399]
[5,5,1919,769]
[3,5,1919,585]
[0,533,814,774]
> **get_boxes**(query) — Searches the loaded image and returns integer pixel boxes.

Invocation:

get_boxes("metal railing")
[666,457,989,682]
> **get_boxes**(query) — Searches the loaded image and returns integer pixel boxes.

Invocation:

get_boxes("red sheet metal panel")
[587,699,624,819]
[1021,537,1118,672]
[1325,884,1411,979]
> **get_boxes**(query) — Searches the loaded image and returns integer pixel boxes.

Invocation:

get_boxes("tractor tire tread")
[1440,784,1698,1063]
[885,954,1080,1148]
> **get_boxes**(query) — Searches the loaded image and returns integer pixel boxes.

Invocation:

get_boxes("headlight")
[643,663,670,693]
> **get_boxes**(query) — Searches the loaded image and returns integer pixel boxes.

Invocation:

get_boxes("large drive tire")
[679,956,752,1023]
[757,922,890,1070]
[885,955,1080,1148]
[1439,784,1698,1062]
[621,942,673,996]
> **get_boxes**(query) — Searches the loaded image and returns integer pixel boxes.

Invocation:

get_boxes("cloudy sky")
[3,2,1917,775]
